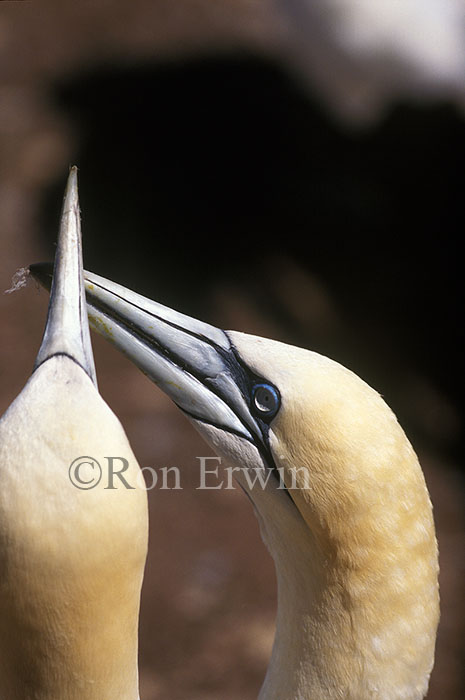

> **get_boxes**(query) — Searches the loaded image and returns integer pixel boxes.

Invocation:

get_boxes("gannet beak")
[32,265,269,448]
[29,167,97,387]
[85,271,270,447]
[30,219,278,462]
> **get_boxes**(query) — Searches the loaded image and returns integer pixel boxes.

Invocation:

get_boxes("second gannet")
[2,169,148,700]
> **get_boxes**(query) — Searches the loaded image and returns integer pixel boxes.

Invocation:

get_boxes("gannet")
[2,169,148,700]
[31,264,440,699]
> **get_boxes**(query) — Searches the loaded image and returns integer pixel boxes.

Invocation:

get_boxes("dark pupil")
[255,386,274,413]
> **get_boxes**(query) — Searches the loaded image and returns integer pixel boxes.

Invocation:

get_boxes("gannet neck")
[0,359,148,700]
[229,331,439,700]
[256,484,438,700]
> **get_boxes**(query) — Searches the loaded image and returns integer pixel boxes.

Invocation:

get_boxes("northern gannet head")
[1,170,148,699]
[30,268,440,700]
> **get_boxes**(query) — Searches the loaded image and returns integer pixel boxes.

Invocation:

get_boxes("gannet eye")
[252,383,280,420]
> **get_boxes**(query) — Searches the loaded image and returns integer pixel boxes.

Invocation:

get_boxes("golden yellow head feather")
[222,331,440,700]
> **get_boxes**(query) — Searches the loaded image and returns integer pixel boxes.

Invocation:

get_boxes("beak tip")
[62,165,80,215]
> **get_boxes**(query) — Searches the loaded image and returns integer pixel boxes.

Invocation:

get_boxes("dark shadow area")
[39,53,464,463]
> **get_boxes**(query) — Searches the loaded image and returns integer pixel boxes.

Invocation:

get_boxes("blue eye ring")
[252,383,280,420]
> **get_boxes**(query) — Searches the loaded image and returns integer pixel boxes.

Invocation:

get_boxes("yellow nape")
[224,331,439,700]
[0,357,148,700]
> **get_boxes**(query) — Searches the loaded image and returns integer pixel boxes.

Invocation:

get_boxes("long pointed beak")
[83,271,265,445]
[29,168,97,387]
[30,263,264,446]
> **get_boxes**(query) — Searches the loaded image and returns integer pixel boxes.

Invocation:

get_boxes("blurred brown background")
[0,2,463,699]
